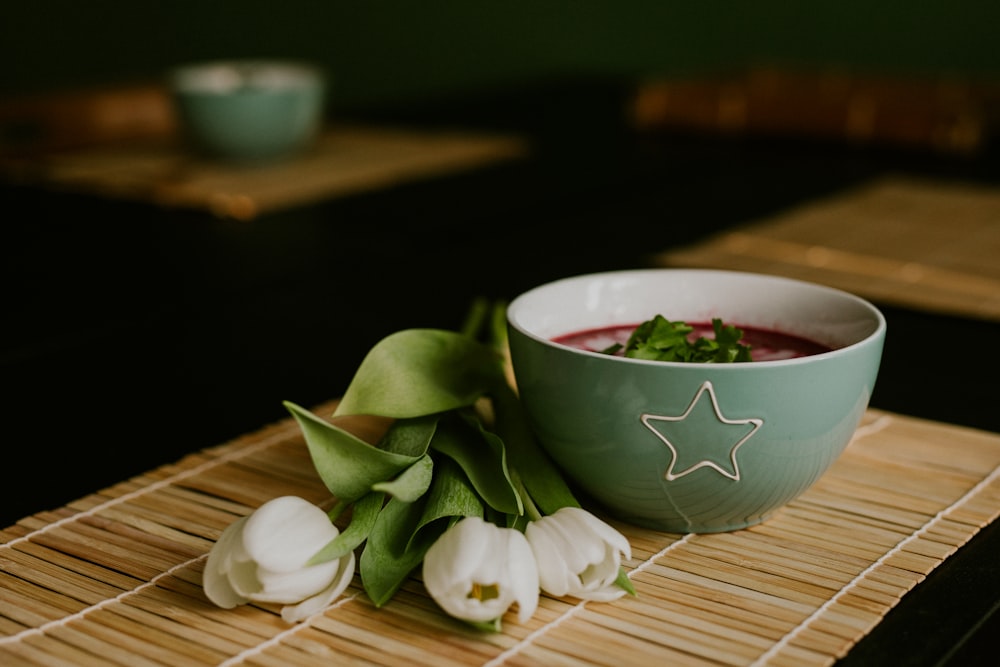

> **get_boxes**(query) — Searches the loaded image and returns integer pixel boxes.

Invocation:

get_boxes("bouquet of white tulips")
[203,299,634,629]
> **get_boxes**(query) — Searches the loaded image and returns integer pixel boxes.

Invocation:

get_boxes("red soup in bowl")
[553,322,832,361]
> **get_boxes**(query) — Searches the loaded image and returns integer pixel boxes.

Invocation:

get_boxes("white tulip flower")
[525,506,632,602]
[422,516,539,625]
[203,495,355,623]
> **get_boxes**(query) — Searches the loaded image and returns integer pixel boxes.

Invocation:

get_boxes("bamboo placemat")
[3,404,999,666]
[654,176,1000,323]
[1,124,528,220]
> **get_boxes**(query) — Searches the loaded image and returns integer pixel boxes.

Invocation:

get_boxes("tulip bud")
[525,507,631,602]
[203,496,355,623]
[422,516,539,626]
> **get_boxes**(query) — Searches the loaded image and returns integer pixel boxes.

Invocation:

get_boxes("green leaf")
[412,456,486,548]
[430,411,522,516]
[476,299,579,516]
[284,401,421,503]
[465,618,502,632]
[616,315,752,363]
[459,295,492,340]
[360,458,483,607]
[625,315,693,362]
[333,329,503,418]
[372,454,434,501]
[710,318,753,362]
[615,567,637,596]
[360,495,442,607]
[379,414,439,457]
[307,491,385,565]
[490,382,580,516]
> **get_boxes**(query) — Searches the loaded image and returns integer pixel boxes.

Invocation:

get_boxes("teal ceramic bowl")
[506,269,886,533]
[169,59,325,162]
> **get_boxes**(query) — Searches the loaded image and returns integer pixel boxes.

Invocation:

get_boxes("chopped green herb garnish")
[613,315,752,363]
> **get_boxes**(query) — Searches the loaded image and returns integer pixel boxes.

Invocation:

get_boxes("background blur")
[3,1,999,109]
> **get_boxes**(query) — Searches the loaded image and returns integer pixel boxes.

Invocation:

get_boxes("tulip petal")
[423,517,540,625]
[577,546,619,592]
[549,517,601,574]
[280,551,357,623]
[525,508,632,602]
[227,554,264,599]
[434,517,492,584]
[526,521,574,597]
[576,583,628,602]
[202,497,358,622]
[504,529,539,623]
[253,559,341,603]
[562,508,632,561]
[203,517,251,608]
[243,497,338,572]
[424,518,501,622]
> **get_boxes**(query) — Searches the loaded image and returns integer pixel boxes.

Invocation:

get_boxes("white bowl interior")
[508,269,884,353]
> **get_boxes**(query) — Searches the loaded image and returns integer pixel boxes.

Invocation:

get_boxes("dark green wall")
[4,2,999,109]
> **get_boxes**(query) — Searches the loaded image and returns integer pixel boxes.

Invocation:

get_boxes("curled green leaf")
[430,411,522,516]
[372,454,434,502]
[308,491,385,565]
[284,401,421,503]
[334,329,503,418]
[413,456,486,549]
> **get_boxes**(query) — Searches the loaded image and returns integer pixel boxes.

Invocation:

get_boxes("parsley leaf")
[613,315,752,363]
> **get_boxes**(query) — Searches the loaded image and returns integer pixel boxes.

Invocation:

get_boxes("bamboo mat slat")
[653,176,1000,323]
[2,404,999,667]
[1,124,528,220]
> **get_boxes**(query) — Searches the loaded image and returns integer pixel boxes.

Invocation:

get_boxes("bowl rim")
[506,268,887,368]
[169,58,325,94]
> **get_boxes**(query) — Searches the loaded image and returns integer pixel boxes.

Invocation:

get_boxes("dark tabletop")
[2,78,998,665]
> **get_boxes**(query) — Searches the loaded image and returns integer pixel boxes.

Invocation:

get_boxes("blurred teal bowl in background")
[507,269,886,534]
[169,59,326,163]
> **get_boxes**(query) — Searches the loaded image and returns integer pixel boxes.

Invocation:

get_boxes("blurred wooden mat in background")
[0,123,528,221]
[2,403,999,666]
[630,68,1000,156]
[655,176,1000,323]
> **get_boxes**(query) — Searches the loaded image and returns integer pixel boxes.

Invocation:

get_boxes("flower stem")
[327,499,348,523]
[459,296,492,340]
[510,467,543,522]
[490,381,580,515]
[458,298,581,516]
